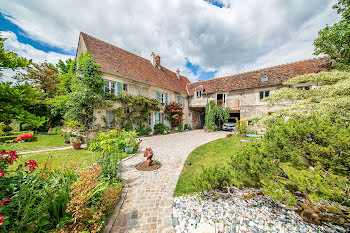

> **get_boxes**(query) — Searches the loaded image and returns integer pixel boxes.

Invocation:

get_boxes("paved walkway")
[17,144,87,155]
[111,130,228,233]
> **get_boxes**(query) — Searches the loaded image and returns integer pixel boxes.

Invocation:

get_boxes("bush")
[184,124,189,130]
[0,135,17,143]
[154,123,167,134]
[0,122,12,136]
[136,124,152,136]
[48,127,63,135]
[124,124,133,132]
[88,130,140,155]
[236,120,247,134]
[193,167,232,192]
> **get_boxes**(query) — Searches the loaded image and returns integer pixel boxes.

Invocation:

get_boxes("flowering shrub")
[13,133,33,143]
[164,102,184,128]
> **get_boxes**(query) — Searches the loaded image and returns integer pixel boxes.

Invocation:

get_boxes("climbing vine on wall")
[205,100,230,131]
[164,102,184,128]
[108,92,162,127]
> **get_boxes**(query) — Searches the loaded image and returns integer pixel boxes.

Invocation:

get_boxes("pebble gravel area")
[110,130,229,233]
[173,189,349,233]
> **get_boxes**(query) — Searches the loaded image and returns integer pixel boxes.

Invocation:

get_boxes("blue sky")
[0,0,339,82]
[0,12,73,56]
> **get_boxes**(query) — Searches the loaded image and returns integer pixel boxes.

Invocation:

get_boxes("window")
[261,76,268,82]
[160,93,165,105]
[159,113,164,124]
[195,90,202,98]
[123,83,128,92]
[259,90,270,100]
[125,107,131,114]
[106,111,115,126]
[298,86,311,90]
[148,113,153,126]
[104,80,115,95]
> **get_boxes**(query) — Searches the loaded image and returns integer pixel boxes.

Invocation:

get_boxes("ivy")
[108,92,162,127]
[205,100,230,131]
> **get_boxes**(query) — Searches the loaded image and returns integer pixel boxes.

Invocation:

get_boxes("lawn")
[12,148,101,170]
[174,136,244,196]
[0,134,66,151]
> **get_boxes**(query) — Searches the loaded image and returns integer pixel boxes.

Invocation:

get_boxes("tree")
[314,0,350,70]
[263,70,350,124]
[56,58,76,94]
[0,82,45,129]
[65,52,104,128]
[14,62,60,99]
[205,100,229,130]
[0,29,31,77]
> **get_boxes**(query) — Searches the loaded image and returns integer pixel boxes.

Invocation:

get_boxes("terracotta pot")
[71,142,82,150]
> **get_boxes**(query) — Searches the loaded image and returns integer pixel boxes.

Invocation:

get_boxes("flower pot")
[125,146,134,154]
[71,142,82,150]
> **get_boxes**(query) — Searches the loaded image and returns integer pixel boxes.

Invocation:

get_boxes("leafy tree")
[230,115,349,225]
[0,82,45,129]
[264,70,350,123]
[0,29,31,77]
[205,100,229,130]
[14,62,60,99]
[314,0,350,70]
[65,52,104,128]
[56,58,76,94]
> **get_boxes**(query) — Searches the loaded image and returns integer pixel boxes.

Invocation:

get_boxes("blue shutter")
[177,96,180,103]
[182,97,184,107]
[117,82,123,96]
[165,93,168,105]
[156,91,160,101]
[155,112,160,124]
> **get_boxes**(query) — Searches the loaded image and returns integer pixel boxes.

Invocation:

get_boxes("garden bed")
[0,134,66,151]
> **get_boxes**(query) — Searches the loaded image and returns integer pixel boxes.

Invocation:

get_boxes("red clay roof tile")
[80,32,190,94]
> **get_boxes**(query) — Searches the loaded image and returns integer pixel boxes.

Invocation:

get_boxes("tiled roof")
[187,57,332,95]
[80,32,190,94]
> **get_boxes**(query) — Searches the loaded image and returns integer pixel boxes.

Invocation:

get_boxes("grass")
[11,148,101,170]
[174,136,245,196]
[0,134,66,151]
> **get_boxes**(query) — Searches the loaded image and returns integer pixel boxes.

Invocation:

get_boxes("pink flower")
[0,170,4,177]
[25,160,38,172]
[0,201,6,206]
[5,197,10,202]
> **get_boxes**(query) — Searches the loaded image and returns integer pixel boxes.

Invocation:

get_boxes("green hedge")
[0,135,17,143]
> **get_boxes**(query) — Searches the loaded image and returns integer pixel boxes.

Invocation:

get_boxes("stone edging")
[103,182,128,233]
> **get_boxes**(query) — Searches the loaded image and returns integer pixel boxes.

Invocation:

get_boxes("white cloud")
[0,0,340,81]
[0,31,74,81]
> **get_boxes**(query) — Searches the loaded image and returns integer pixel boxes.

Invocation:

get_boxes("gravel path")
[110,130,229,233]
[17,144,87,155]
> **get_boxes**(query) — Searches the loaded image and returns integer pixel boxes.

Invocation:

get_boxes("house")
[186,57,332,129]
[76,32,332,130]
[76,32,190,129]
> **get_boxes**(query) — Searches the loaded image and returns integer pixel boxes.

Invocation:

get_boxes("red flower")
[0,221,3,225]
[0,170,4,177]
[0,201,5,206]
[5,197,10,202]
[25,160,38,172]
[14,138,21,142]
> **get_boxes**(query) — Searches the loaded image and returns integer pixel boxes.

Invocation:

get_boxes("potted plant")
[124,144,133,154]
[70,137,82,150]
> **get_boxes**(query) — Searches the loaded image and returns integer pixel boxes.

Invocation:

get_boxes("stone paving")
[111,130,229,233]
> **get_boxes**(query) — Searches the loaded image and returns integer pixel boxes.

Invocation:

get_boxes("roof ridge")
[195,56,326,84]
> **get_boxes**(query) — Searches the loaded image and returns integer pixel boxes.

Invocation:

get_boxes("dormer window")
[298,86,311,90]
[195,90,202,98]
[261,76,268,82]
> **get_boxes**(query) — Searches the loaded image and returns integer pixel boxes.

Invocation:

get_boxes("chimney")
[150,52,156,66]
[176,68,180,79]
[155,54,160,66]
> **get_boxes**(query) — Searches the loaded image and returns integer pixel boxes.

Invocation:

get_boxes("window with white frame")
[195,90,202,98]
[106,111,115,126]
[148,113,153,126]
[160,93,165,105]
[123,83,128,92]
[104,80,115,95]
[159,113,164,124]
[259,90,270,100]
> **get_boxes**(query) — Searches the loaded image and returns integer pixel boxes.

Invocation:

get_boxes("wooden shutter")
[117,82,123,96]
[182,97,185,107]
[156,91,160,101]
[155,112,160,124]
[177,96,180,103]
[165,93,168,105]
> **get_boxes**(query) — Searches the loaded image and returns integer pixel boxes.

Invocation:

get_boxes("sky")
[0,0,340,82]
